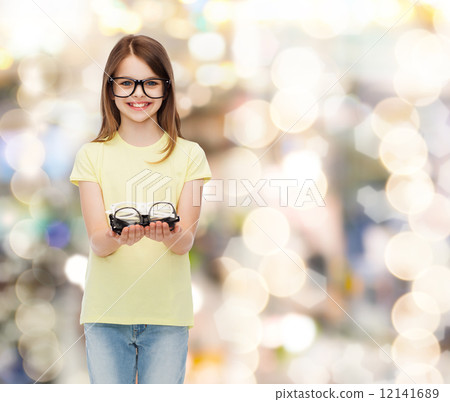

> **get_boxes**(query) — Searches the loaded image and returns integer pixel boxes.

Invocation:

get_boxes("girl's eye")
[144,80,159,87]
[120,81,134,86]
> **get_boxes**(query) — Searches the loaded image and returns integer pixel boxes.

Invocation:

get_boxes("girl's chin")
[122,114,157,124]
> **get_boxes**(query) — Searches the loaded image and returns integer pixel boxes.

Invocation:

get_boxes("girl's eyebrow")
[115,75,162,80]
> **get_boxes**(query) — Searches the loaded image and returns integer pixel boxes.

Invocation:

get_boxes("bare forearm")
[163,230,194,255]
[90,229,121,257]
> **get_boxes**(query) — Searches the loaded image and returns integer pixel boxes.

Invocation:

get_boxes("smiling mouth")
[127,102,151,109]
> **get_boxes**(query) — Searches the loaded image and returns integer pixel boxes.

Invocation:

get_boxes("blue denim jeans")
[84,323,189,384]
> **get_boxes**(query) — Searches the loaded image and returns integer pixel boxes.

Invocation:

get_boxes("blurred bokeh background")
[1,0,450,384]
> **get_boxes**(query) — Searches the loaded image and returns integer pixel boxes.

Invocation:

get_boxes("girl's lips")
[127,102,152,110]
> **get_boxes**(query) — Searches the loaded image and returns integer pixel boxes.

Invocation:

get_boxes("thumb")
[107,229,120,239]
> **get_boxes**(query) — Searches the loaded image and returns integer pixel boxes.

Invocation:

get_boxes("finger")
[150,222,156,239]
[136,224,144,240]
[108,229,122,243]
[127,225,138,245]
[173,223,181,234]
[125,226,133,245]
[162,222,171,237]
[119,227,129,244]
[155,221,164,240]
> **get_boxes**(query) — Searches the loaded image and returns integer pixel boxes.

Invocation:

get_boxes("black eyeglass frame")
[109,201,180,235]
[108,77,171,99]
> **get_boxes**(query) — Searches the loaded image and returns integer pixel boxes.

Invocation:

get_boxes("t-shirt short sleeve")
[185,143,212,183]
[70,143,100,186]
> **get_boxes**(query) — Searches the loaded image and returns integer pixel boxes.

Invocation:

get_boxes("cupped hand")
[107,224,145,246]
[144,221,181,242]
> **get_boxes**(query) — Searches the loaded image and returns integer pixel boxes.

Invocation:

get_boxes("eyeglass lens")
[149,202,174,218]
[115,208,141,224]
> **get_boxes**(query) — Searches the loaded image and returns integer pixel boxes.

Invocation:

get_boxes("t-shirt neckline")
[114,131,168,150]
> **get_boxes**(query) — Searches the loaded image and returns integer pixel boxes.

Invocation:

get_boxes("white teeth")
[130,103,149,107]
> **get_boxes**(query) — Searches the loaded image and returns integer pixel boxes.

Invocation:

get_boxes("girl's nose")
[133,82,146,97]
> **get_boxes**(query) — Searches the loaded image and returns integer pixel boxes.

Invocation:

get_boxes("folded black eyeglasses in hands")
[107,201,180,235]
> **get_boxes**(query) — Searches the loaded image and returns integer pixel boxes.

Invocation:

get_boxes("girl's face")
[112,55,166,126]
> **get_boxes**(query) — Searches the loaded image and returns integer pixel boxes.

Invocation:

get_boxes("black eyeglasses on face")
[108,77,171,99]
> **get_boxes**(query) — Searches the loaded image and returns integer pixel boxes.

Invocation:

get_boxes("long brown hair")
[93,35,182,162]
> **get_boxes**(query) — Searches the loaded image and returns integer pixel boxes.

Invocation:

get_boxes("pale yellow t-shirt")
[70,132,211,326]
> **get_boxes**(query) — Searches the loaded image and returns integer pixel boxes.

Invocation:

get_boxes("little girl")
[70,35,211,384]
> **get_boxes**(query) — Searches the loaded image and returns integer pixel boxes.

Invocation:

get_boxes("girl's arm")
[144,179,204,255]
[79,181,145,257]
